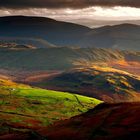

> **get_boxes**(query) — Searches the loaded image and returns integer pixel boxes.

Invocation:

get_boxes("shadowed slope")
[0,16,140,50]
[44,102,140,140]
[0,16,90,46]
[0,47,139,71]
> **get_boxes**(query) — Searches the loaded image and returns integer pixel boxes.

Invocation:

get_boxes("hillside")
[0,47,139,71]
[0,47,139,103]
[0,37,56,49]
[30,66,140,102]
[79,24,140,50]
[44,102,140,140]
[0,16,140,50]
[0,78,101,138]
[0,16,90,46]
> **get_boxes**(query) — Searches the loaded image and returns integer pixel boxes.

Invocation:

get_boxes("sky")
[0,0,140,27]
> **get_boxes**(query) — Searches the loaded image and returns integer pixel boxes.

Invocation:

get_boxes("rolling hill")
[30,66,140,102]
[0,78,101,139]
[0,16,140,50]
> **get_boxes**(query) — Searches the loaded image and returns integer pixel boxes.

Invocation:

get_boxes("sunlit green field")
[0,80,102,132]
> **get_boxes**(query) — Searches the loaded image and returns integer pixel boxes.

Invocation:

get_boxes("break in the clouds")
[0,0,140,27]
[0,0,140,9]
[1,6,140,20]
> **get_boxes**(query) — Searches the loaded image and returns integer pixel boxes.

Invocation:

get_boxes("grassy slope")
[37,66,140,102]
[0,79,101,135]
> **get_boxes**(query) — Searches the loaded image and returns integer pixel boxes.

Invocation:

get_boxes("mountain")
[0,16,90,47]
[67,18,140,28]
[0,16,140,50]
[45,102,140,140]
[79,24,140,51]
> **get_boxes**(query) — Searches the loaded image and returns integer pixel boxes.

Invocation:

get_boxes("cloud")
[1,6,140,20]
[0,6,140,27]
[0,0,139,9]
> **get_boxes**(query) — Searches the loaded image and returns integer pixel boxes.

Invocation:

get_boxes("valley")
[0,16,139,140]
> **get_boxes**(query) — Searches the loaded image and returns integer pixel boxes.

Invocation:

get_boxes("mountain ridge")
[0,16,140,50]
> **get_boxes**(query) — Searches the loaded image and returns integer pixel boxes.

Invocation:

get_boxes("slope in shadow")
[44,102,140,140]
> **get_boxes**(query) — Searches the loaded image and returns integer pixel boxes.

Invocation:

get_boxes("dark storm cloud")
[0,0,139,9]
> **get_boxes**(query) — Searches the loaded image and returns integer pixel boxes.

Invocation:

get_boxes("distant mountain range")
[69,18,140,28]
[0,16,90,47]
[0,16,140,50]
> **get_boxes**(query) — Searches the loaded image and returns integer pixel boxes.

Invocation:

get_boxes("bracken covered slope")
[44,102,140,140]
